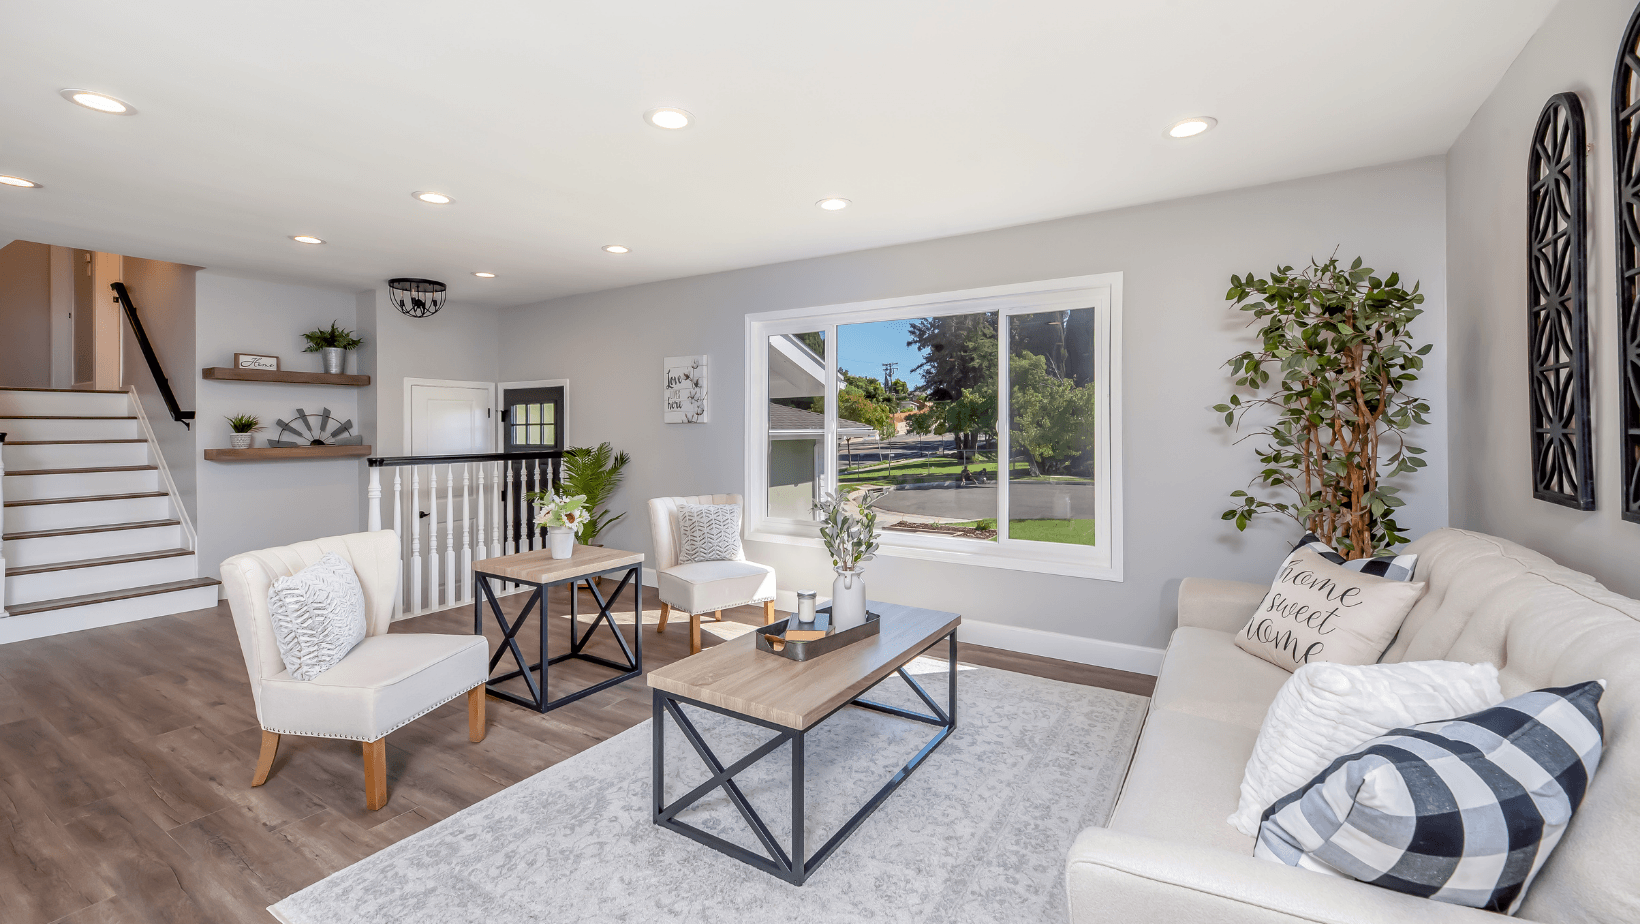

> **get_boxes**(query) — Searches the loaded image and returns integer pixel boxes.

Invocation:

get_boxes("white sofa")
[1068,528,1640,924]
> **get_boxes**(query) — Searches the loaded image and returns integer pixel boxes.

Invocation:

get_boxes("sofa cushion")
[1108,709,1260,854]
[259,633,487,741]
[658,559,776,615]
[1236,547,1427,672]
[1151,627,1291,730]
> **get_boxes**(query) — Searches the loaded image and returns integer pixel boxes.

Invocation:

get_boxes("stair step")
[0,415,136,420]
[0,387,129,394]
[6,577,221,617]
[5,439,147,445]
[8,548,193,576]
[0,391,131,416]
[6,465,158,476]
[4,519,181,541]
[5,491,169,507]
[0,417,143,441]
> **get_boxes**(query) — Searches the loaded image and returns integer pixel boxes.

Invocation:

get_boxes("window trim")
[744,273,1123,581]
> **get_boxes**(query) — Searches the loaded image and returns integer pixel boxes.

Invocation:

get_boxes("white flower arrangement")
[529,491,588,530]
[813,491,881,572]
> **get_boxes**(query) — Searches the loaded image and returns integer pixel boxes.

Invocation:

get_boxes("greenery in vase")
[813,491,880,572]
[1214,254,1431,557]
[224,414,263,433]
[301,321,365,352]
[558,442,630,545]
[528,491,587,531]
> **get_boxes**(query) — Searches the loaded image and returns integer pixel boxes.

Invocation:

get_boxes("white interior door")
[409,382,494,454]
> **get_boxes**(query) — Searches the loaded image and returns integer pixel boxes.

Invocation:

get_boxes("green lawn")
[944,518,1097,546]
[839,453,1028,486]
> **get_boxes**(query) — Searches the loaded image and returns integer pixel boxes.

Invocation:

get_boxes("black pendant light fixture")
[387,277,447,318]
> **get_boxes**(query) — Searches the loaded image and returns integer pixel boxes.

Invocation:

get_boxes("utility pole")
[881,362,897,390]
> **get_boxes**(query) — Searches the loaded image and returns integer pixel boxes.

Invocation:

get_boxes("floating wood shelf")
[202,367,370,386]
[204,445,373,462]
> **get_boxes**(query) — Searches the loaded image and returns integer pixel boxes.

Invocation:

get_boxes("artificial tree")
[1214,255,1432,557]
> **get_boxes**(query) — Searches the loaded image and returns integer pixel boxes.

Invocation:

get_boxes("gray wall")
[499,157,1451,655]
[120,256,199,524]
[194,272,366,580]
[0,240,52,388]
[1446,0,1640,595]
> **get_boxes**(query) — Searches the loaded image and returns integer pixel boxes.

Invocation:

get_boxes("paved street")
[874,480,1094,520]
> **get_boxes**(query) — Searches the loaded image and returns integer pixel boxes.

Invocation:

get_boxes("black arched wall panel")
[1615,7,1640,519]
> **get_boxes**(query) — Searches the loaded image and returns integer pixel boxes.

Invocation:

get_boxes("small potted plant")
[302,321,365,375]
[226,414,263,449]
[529,491,588,559]
[813,491,881,631]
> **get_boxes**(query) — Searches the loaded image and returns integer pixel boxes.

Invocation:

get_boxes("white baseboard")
[957,618,1164,676]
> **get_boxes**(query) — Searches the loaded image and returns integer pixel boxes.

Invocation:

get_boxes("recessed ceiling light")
[0,175,40,188]
[413,191,454,205]
[1167,117,1217,138]
[291,235,325,245]
[644,108,692,130]
[817,197,850,211]
[59,89,136,115]
[602,244,630,254]
[473,272,496,278]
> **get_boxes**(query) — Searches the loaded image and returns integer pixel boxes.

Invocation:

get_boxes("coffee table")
[647,600,960,885]
[472,544,643,713]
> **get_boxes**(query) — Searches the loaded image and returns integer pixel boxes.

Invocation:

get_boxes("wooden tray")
[755,606,881,661]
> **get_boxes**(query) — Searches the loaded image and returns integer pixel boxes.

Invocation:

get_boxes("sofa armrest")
[1177,577,1267,633]
[1067,827,1535,924]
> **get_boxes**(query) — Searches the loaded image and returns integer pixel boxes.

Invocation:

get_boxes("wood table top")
[646,601,960,730]
[473,544,643,584]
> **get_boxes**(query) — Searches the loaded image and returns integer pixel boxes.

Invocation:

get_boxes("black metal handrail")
[110,282,195,429]
[368,450,564,554]
[367,449,564,468]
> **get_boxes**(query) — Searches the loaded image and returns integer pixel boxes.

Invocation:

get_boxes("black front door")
[503,386,564,453]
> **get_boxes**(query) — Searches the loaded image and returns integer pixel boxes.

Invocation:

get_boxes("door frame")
[403,377,498,455]
[498,378,569,451]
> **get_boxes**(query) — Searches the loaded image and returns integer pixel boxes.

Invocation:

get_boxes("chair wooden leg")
[713,609,724,622]
[690,613,702,655]
[468,685,487,743]
[658,602,671,633]
[363,738,387,811]
[764,600,777,625]
[251,730,279,787]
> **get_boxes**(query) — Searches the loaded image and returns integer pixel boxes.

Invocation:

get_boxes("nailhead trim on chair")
[668,593,777,617]
[259,684,480,742]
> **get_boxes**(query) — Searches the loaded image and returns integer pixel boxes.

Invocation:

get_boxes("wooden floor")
[0,589,1154,924]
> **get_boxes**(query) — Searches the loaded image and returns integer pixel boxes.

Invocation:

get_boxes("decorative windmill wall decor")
[267,408,364,447]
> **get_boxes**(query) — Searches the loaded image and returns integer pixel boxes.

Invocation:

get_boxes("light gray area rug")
[271,660,1148,924]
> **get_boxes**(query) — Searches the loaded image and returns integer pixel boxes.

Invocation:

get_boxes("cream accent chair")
[648,494,778,654]
[219,530,488,811]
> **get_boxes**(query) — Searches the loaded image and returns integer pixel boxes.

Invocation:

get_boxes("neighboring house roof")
[769,403,876,437]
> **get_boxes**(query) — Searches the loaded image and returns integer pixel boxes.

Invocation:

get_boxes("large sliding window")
[745,275,1122,580]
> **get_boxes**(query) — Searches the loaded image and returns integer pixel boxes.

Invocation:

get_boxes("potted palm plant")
[301,321,365,374]
[226,414,263,449]
[559,442,631,546]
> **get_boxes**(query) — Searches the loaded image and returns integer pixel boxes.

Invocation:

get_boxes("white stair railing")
[0,432,8,618]
[367,451,562,620]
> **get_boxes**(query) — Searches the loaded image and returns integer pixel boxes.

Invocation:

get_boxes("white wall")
[498,158,1451,659]
[194,272,367,578]
[0,240,52,388]
[358,287,501,456]
[1445,0,1640,595]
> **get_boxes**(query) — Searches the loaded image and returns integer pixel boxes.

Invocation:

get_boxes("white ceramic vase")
[831,568,867,630]
[321,347,345,374]
[548,526,575,559]
[229,432,253,449]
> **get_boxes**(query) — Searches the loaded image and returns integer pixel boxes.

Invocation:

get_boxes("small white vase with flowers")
[530,491,588,560]
[813,491,880,631]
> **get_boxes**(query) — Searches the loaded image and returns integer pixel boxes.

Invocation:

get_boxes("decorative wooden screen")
[1616,8,1640,520]
[1528,91,1594,509]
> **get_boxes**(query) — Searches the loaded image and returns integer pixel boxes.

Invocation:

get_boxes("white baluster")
[460,463,472,603]
[410,465,422,616]
[475,461,487,565]
[445,462,456,605]
[428,465,441,609]
[392,468,404,620]
[504,460,516,557]
[530,458,542,551]
[367,466,382,532]
[493,460,504,559]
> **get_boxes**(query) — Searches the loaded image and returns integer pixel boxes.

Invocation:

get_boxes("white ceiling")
[0,0,1556,307]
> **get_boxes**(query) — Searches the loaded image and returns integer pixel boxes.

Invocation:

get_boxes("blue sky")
[836,318,928,389]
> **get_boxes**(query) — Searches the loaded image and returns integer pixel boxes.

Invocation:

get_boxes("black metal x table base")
[652,629,957,885]
[474,564,643,713]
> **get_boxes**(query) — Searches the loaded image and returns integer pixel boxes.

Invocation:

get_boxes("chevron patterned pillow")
[266,551,368,681]
[678,503,743,563]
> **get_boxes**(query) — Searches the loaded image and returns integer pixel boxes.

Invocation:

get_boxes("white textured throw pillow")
[677,503,743,562]
[1227,660,1504,837]
[1235,547,1426,671]
[266,551,368,681]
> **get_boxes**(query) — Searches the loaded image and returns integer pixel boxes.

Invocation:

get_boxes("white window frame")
[744,273,1123,581]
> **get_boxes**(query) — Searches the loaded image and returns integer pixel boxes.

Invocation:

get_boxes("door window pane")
[837,314,998,540]
[1007,307,1096,545]
[768,332,826,519]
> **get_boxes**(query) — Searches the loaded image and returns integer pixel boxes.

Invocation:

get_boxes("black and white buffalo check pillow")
[677,503,743,563]
[1256,680,1606,913]
[1293,532,1418,582]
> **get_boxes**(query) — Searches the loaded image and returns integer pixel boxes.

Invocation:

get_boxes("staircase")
[0,387,219,644]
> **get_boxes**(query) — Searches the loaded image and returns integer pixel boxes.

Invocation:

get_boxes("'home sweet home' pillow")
[1235,547,1426,672]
